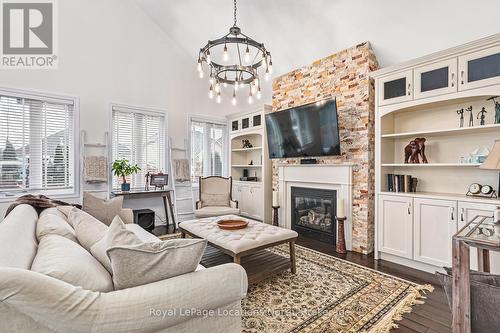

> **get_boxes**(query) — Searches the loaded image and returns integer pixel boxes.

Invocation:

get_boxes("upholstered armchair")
[194,176,240,218]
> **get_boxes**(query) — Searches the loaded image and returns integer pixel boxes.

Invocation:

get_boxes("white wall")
[0,0,227,219]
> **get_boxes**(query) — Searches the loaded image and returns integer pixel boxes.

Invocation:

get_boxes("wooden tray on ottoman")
[217,219,248,230]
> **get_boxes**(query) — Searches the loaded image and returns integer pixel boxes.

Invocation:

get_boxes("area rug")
[160,233,432,332]
[241,244,433,333]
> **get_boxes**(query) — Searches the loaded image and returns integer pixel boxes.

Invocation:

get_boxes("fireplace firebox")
[291,187,336,245]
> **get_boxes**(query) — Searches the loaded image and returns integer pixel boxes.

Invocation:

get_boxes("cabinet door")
[252,114,262,128]
[249,186,263,220]
[458,201,498,271]
[414,58,457,99]
[378,70,413,106]
[231,120,239,132]
[378,195,413,259]
[414,198,457,267]
[232,184,241,206]
[239,185,251,216]
[458,44,500,91]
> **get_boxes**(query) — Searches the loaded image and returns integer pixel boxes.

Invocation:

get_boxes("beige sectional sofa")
[0,204,248,333]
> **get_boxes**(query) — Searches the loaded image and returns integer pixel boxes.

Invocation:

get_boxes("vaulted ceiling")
[136,0,500,110]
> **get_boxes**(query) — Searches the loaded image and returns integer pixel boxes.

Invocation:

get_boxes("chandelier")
[197,0,272,105]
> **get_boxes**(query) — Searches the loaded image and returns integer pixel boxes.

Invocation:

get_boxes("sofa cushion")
[69,208,108,251]
[36,213,77,243]
[90,216,141,273]
[194,206,240,218]
[31,234,113,292]
[108,238,207,290]
[0,204,38,269]
[40,207,67,220]
[125,224,160,243]
[82,192,123,226]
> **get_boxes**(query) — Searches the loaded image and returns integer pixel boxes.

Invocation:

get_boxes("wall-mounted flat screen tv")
[265,99,341,159]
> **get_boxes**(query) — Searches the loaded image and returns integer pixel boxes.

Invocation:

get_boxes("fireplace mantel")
[278,164,353,250]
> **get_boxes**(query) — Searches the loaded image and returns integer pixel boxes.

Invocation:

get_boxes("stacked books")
[386,174,417,193]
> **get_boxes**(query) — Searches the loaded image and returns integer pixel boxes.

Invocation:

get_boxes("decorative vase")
[121,183,130,192]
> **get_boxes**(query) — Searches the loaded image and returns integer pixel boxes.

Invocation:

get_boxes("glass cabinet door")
[241,117,250,129]
[378,70,413,106]
[414,58,457,99]
[252,114,262,127]
[459,44,500,91]
[231,120,239,131]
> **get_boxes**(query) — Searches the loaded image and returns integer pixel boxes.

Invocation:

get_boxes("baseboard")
[378,252,447,274]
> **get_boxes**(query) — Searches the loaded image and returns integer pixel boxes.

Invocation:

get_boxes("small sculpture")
[456,108,465,128]
[477,107,487,126]
[242,139,253,149]
[144,172,150,191]
[404,138,428,164]
[466,106,473,127]
[487,96,500,124]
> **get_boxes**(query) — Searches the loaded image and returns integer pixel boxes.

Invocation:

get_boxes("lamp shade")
[480,140,500,170]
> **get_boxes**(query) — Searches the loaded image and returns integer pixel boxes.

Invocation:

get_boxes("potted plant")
[111,159,141,192]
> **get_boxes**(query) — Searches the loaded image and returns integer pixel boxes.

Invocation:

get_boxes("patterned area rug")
[160,233,432,332]
[241,244,433,333]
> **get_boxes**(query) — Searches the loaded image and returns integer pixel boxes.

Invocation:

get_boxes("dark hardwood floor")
[157,226,451,332]
[297,235,452,333]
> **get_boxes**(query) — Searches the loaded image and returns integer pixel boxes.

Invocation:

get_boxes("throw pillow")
[31,234,113,292]
[36,213,78,243]
[69,208,108,251]
[108,238,207,290]
[82,192,124,226]
[90,215,141,273]
[201,192,229,207]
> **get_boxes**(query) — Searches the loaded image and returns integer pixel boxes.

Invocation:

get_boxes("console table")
[111,189,176,233]
[452,215,497,333]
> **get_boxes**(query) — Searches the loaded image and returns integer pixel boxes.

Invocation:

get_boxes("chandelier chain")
[233,0,237,27]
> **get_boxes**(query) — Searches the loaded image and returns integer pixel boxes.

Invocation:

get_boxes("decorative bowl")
[217,219,249,230]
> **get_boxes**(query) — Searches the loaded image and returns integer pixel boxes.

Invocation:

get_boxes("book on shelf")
[386,174,416,193]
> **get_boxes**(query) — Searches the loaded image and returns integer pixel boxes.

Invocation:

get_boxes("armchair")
[194,176,240,218]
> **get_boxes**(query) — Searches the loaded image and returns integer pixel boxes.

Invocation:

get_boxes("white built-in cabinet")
[227,106,272,222]
[373,34,500,274]
[413,198,457,267]
[378,195,413,259]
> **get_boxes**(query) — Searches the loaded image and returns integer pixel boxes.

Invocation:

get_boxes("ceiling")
[136,0,500,108]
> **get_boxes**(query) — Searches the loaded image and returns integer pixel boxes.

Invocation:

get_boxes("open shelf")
[381,123,500,139]
[381,163,481,167]
[232,165,263,168]
[231,147,263,152]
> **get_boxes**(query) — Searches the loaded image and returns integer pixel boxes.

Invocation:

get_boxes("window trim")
[0,86,80,202]
[187,114,229,187]
[108,102,169,192]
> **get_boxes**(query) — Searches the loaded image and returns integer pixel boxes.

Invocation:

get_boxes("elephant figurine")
[404,138,428,164]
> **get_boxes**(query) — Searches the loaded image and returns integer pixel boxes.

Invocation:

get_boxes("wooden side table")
[111,189,176,233]
[452,215,497,333]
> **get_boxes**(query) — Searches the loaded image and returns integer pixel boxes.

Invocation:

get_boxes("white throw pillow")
[36,213,77,243]
[90,216,141,273]
[69,208,108,251]
[108,238,207,290]
[31,234,113,292]
[82,192,124,226]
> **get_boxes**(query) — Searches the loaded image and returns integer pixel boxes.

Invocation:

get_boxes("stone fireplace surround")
[278,164,353,251]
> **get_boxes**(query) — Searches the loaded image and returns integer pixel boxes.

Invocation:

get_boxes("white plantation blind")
[112,106,166,189]
[190,118,227,182]
[0,92,75,193]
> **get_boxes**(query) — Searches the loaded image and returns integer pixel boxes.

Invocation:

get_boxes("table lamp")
[480,139,500,195]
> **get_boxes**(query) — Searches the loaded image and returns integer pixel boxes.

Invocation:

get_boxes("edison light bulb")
[268,60,273,74]
[265,69,270,81]
[257,87,262,100]
[244,45,250,64]
[206,50,211,63]
[215,82,221,93]
[199,71,204,79]
[208,85,214,99]
[216,91,222,104]
[223,45,228,62]
[248,92,253,105]
[232,89,237,106]
[197,60,202,72]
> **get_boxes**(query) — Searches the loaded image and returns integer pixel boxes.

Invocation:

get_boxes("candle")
[272,191,279,207]
[337,198,345,218]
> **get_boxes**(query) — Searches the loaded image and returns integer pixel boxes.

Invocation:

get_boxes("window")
[190,117,227,183]
[111,105,166,189]
[0,89,77,196]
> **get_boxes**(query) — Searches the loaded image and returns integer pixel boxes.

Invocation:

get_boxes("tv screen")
[265,99,341,159]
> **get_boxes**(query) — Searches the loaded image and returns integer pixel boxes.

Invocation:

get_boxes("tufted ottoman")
[179,215,298,282]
